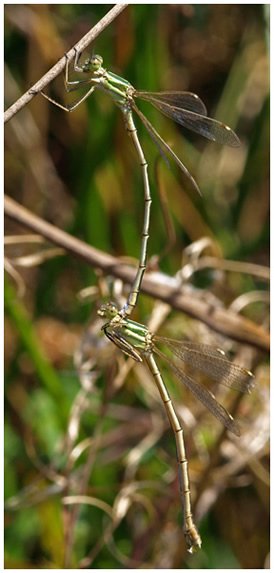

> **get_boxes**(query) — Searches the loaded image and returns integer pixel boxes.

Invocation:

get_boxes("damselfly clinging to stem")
[38,51,240,317]
[98,301,254,553]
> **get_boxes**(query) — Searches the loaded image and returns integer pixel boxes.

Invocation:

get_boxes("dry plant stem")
[4,4,128,123]
[64,423,103,567]
[64,398,109,568]
[185,256,270,282]
[4,194,269,353]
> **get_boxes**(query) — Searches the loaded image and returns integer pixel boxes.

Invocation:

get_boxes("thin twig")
[181,255,270,282]
[4,4,129,123]
[4,194,269,353]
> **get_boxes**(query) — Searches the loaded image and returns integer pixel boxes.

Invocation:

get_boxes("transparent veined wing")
[135,90,208,115]
[135,92,240,147]
[132,102,202,195]
[153,345,241,436]
[153,336,255,393]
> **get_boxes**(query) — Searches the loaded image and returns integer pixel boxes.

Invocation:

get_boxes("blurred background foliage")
[4,4,269,569]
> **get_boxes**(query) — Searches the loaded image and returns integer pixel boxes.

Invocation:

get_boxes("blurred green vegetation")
[4,5,269,569]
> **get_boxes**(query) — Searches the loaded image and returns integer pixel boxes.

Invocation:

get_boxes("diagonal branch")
[4,194,270,353]
[4,4,129,123]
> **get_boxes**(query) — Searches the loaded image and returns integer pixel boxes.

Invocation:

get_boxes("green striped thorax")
[98,302,152,361]
[79,54,135,107]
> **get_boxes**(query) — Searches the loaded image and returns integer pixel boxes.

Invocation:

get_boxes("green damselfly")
[39,51,240,317]
[98,301,254,553]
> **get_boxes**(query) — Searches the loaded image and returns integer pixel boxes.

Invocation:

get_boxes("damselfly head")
[98,301,118,319]
[82,54,103,73]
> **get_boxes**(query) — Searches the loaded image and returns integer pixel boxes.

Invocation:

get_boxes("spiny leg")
[63,49,97,92]
[34,51,97,112]
[72,47,86,73]
[64,49,89,88]
[36,84,96,112]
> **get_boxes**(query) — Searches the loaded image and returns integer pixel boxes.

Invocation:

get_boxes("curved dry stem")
[4,194,269,352]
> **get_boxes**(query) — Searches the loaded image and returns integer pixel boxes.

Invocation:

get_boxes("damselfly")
[39,52,240,317]
[98,301,254,553]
